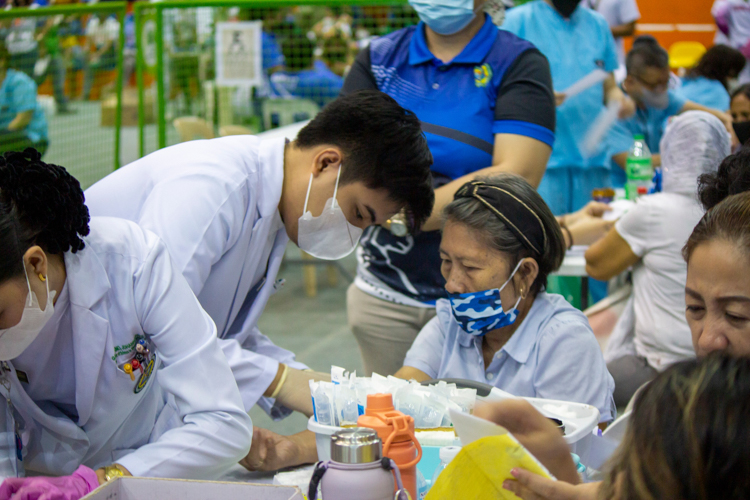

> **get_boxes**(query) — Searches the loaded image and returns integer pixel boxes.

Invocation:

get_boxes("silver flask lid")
[330,428,383,464]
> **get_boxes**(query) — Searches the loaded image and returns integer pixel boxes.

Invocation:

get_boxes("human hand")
[618,96,636,119]
[555,92,567,106]
[566,202,612,226]
[0,465,100,500]
[503,469,601,500]
[474,399,579,484]
[568,217,614,246]
[722,112,739,147]
[240,429,318,472]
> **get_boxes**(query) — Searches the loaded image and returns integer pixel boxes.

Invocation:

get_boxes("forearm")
[604,81,626,107]
[394,366,431,382]
[611,21,636,38]
[8,111,32,131]
[422,161,546,232]
[267,364,331,417]
[290,431,319,465]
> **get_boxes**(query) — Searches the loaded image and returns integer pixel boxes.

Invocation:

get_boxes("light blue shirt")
[0,69,47,143]
[608,89,687,186]
[404,292,616,422]
[502,1,618,170]
[677,76,730,111]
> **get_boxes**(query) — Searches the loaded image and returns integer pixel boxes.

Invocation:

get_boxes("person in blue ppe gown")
[396,174,615,423]
[678,44,745,112]
[609,36,736,188]
[502,0,636,216]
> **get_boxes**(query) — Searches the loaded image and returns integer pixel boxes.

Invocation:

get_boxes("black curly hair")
[0,148,90,283]
[698,147,750,211]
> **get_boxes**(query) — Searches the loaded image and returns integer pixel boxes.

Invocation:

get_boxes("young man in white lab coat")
[85,90,434,469]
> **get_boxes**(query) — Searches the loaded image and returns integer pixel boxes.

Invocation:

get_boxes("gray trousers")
[347,283,437,377]
[607,354,658,408]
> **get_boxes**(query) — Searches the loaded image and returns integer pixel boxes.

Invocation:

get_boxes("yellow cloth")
[425,434,553,499]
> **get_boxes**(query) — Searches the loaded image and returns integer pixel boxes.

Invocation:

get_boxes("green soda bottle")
[625,134,653,200]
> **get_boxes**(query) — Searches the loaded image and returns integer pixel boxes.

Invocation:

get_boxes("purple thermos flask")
[308,428,410,500]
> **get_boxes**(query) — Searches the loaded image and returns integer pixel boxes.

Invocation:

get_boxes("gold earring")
[38,274,46,282]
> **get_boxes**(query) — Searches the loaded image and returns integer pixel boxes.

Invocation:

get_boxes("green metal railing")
[134,0,416,155]
[0,2,126,187]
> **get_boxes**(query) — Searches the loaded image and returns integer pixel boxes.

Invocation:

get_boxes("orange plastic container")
[357,393,423,499]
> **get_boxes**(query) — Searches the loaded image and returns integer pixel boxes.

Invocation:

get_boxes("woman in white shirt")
[585,111,731,407]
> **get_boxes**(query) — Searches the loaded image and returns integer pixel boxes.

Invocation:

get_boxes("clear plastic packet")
[394,383,423,420]
[450,387,477,414]
[312,381,334,425]
[334,378,359,425]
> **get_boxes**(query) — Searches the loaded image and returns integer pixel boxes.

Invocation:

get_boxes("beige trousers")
[347,283,437,376]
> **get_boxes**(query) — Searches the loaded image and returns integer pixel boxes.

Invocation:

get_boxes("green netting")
[135,0,421,152]
[0,3,125,188]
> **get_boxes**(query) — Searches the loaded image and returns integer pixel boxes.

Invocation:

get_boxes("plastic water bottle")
[417,470,428,499]
[625,134,653,200]
[430,446,462,487]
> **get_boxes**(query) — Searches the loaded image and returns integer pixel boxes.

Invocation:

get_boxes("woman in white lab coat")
[0,149,252,498]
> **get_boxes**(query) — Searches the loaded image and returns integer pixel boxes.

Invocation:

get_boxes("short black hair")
[0,149,90,284]
[731,82,750,103]
[296,90,434,230]
[626,35,669,76]
[281,32,314,72]
[698,147,750,211]
[687,44,746,89]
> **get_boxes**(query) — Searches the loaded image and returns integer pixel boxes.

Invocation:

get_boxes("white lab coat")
[85,136,307,418]
[0,218,252,480]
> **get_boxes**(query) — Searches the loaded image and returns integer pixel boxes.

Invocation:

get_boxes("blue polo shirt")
[608,90,686,187]
[404,293,616,422]
[342,14,556,304]
[0,69,47,143]
[503,0,619,170]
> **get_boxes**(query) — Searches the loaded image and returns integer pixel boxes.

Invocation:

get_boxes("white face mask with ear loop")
[0,266,56,361]
[297,166,364,260]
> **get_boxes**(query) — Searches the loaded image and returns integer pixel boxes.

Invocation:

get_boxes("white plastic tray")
[308,387,600,464]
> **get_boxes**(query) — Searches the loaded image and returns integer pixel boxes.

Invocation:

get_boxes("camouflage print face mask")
[448,260,523,337]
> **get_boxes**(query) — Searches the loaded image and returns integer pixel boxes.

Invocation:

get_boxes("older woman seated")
[395,174,615,422]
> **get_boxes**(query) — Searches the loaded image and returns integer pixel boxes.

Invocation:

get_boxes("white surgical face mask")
[640,87,669,110]
[0,268,55,361]
[297,167,364,260]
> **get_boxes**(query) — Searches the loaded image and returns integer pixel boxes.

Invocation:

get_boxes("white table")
[216,464,316,493]
[216,465,276,485]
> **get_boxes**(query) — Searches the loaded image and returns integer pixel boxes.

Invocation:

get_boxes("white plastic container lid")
[439,446,461,463]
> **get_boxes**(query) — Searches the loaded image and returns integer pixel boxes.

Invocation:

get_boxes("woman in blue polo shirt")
[395,175,615,422]
[341,0,557,376]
